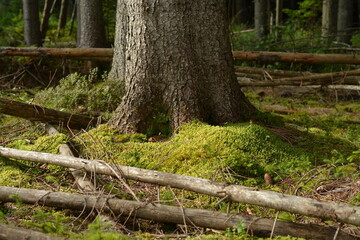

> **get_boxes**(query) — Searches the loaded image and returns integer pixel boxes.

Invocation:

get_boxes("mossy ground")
[0,79,359,239]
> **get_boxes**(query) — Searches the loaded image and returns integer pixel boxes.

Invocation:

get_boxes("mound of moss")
[75,121,313,184]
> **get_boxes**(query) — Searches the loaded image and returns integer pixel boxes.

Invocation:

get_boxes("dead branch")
[0,186,357,240]
[0,98,99,130]
[0,146,359,227]
[44,124,95,192]
[233,51,360,64]
[235,66,312,78]
[0,223,64,240]
[0,47,113,61]
[2,47,360,65]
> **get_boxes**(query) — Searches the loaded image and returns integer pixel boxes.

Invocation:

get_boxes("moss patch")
[75,121,314,184]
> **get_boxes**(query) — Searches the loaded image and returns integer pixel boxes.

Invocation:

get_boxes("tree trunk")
[321,0,338,40]
[23,0,42,46]
[40,0,54,41]
[337,0,353,44]
[77,0,107,48]
[57,0,68,36]
[254,0,269,39]
[108,0,256,134]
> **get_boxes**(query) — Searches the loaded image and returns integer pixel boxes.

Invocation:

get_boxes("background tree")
[337,0,353,44]
[40,0,54,41]
[77,0,107,48]
[321,0,338,41]
[108,0,256,134]
[23,0,42,46]
[57,0,68,37]
[254,0,270,39]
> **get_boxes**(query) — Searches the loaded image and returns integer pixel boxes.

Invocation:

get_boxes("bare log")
[0,147,359,227]
[0,224,64,240]
[0,47,113,61]
[237,69,360,86]
[0,186,357,240]
[235,66,312,78]
[2,47,360,65]
[0,98,99,129]
[233,51,360,64]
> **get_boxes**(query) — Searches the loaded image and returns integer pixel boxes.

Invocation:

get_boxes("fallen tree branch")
[0,47,113,61]
[0,147,359,226]
[0,98,99,130]
[44,124,95,192]
[2,47,360,65]
[233,50,360,65]
[235,66,312,78]
[0,186,357,240]
[0,223,64,240]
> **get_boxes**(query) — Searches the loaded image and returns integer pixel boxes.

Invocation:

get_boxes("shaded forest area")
[0,1,359,240]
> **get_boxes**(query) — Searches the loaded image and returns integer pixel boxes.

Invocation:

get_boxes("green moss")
[0,164,31,187]
[34,69,124,118]
[75,121,312,184]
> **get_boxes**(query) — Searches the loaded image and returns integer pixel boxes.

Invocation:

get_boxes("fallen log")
[0,146,359,227]
[233,50,360,65]
[2,47,360,65]
[0,47,113,61]
[0,186,357,240]
[0,98,99,130]
[0,223,64,240]
[235,66,312,78]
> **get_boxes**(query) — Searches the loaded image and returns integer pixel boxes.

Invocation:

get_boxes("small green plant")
[225,221,247,237]
[21,209,71,234]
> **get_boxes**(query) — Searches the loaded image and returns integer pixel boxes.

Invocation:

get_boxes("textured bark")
[1,146,360,227]
[321,0,338,39]
[77,0,107,48]
[109,0,256,133]
[23,0,42,46]
[337,0,353,44]
[254,0,269,39]
[0,186,357,240]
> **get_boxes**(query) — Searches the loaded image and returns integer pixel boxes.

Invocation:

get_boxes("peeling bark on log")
[0,186,357,240]
[0,98,99,129]
[2,47,360,65]
[0,147,359,227]
[233,50,360,65]
[0,224,64,240]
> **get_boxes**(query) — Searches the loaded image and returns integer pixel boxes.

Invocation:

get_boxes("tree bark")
[0,224,64,240]
[77,0,107,48]
[337,0,353,44]
[23,0,42,46]
[321,0,338,40]
[40,0,54,41]
[108,0,256,134]
[254,0,269,39]
[1,146,359,227]
[0,98,98,129]
[0,186,357,240]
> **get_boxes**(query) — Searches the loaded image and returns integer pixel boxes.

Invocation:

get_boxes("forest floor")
[0,59,359,240]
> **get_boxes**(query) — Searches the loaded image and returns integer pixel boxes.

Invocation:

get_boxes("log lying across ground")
[233,50,360,65]
[2,47,360,65]
[0,223,64,240]
[0,98,99,129]
[0,186,356,240]
[0,146,359,227]
[0,47,113,61]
